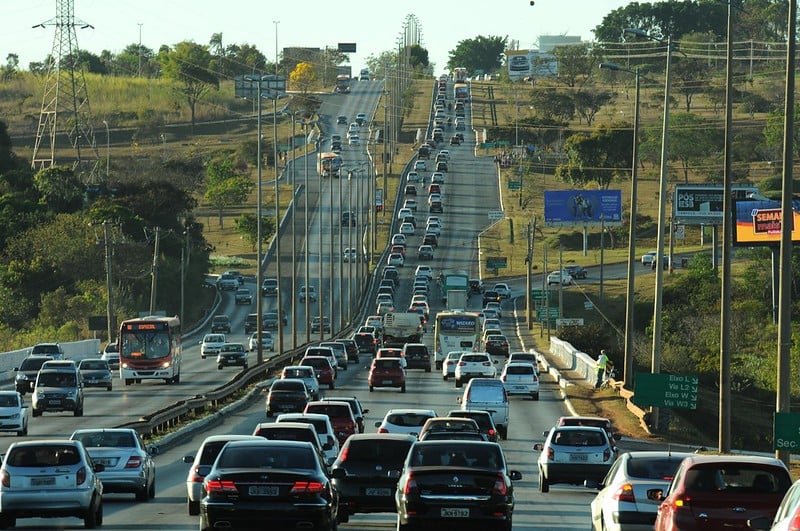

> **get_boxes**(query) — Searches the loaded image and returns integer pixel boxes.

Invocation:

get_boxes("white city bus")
[433,310,480,369]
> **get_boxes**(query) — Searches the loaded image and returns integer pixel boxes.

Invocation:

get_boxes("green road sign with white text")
[633,373,698,409]
[774,412,800,452]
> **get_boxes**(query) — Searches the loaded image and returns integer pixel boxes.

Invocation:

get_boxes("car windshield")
[37,372,76,388]
[79,361,108,371]
[346,439,413,463]
[20,358,49,371]
[506,365,534,375]
[0,395,18,407]
[120,330,171,359]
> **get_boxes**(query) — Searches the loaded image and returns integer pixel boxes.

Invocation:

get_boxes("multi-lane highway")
[0,80,615,529]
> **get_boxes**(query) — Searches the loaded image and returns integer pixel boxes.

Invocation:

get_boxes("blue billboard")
[544,190,623,227]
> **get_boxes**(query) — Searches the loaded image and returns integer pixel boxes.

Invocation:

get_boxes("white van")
[457,378,509,440]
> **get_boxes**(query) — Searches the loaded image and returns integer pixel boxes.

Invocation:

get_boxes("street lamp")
[624,27,673,431]
[599,62,643,390]
[303,123,319,343]
[285,109,306,350]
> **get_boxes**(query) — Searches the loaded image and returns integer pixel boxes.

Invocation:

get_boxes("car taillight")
[547,447,554,460]
[502,342,508,347]
[482,362,491,366]
[672,496,690,510]
[488,429,496,437]
[788,505,800,531]
[612,483,636,503]
[377,427,389,434]
[205,479,238,494]
[492,473,508,495]
[76,466,86,485]
[189,466,204,483]
[0,470,8,488]
[603,449,612,462]
[458,362,466,366]
[532,374,538,382]
[339,447,349,462]
[291,481,324,494]
[125,456,143,469]
[402,472,418,495]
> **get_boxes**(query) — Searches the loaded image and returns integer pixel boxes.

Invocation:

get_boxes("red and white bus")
[119,315,182,385]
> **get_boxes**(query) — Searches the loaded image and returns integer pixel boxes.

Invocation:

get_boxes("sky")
[1,0,634,76]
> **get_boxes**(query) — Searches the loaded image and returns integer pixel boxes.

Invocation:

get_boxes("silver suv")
[0,440,104,528]
[32,365,84,417]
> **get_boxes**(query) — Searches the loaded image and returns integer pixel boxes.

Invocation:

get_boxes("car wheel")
[401,385,406,393]
[18,422,27,436]
[455,379,462,388]
[148,477,156,499]
[397,517,413,531]
[74,406,84,417]
[188,499,200,516]
[443,375,447,381]
[354,356,359,363]
[0,515,14,529]
[342,365,348,371]
[107,385,113,391]
[539,469,550,493]
[217,365,223,370]
[435,361,442,370]
[329,382,335,390]
[369,385,374,392]
[136,485,148,501]
[32,408,41,417]
[532,392,539,401]
[425,366,431,373]
[84,497,101,528]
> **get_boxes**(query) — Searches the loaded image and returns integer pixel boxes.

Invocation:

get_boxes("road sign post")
[486,257,508,269]
[633,373,699,409]
[507,181,521,191]
[488,210,505,221]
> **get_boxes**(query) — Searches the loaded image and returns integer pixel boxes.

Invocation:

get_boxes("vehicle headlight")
[121,362,129,369]
[36,391,44,399]
[162,361,171,368]
[16,374,26,381]
[66,390,76,398]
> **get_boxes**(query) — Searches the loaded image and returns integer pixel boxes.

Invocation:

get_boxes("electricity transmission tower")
[31,0,100,181]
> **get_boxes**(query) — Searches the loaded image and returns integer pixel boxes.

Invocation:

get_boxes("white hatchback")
[455,352,497,388]
[500,362,539,400]
[374,409,437,437]
[441,351,463,381]
[415,265,433,280]
[200,333,226,359]
[400,222,415,235]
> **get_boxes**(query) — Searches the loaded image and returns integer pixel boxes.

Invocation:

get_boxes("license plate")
[441,508,469,518]
[569,453,589,462]
[249,485,279,496]
[365,488,391,496]
[382,380,394,384]
[95,458,115,466]
[512,385,526,390]
[48,400,61,405]
[31,476,55,486]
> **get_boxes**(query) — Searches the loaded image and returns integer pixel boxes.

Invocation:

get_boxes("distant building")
[537,35,582,53]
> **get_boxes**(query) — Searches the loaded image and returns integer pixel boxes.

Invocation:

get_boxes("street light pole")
[338,170,344,326]
[102,120,109,177]
[600,62,642,389]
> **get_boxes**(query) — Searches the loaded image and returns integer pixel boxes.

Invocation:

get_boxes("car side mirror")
[493,359,498,364]
[532,443,544,451]
[322,442,333,451]
[13,367,18,372]
[148,445,159,456]
[362,408,369,414]
[584,479,600,489]
[646,488,664,501]
[456,397,462,403]
[374,421,382,428]
[182,455,194,464]
[330,468,346,479]
[388,469,401,479]
[509,470,523,481]
[93,463,105,473]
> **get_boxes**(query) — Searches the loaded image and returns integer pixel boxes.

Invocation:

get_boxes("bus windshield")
[120,330,171,360]
[434,311,480,357]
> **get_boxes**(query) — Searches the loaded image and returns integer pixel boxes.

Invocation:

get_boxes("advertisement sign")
[673,185,759,225]
[543,190,622,227]
[733,198,800,246]
[439,316,477,333]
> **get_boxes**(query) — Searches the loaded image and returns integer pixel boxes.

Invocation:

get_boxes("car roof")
[681,454,788,467]
[343,433,417,443]
[385,408,437,416]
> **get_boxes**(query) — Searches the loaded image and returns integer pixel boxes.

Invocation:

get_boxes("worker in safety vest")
[595,350,611,388]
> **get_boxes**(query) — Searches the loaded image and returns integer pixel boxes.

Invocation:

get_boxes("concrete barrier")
[549,336,596,386]
[0,339,102,385]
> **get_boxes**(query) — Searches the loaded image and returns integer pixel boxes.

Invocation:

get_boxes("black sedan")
[200,439,338,531]
[395,441,521,530]
[331,434,416,523]
[265,379,310,417]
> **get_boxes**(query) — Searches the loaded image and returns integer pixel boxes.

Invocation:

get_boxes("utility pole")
[103,221,115,342]
[148,227,161,314]
[137,23,143,77]
[525,218,536,330]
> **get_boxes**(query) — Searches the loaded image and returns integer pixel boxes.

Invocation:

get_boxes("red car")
[652,454,791,531]
[368,358,406,393]
[391,244,405,257]
[304,400,357,446]
[300,356,336,390]
[484,335,510,356]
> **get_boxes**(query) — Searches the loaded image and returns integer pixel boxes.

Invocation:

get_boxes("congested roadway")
[0,78,609,529]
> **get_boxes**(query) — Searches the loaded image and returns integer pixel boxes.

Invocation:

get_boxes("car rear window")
[560,418,611,430]
[8,445,80,467]
[254,428,316,444]
[354,334,375,346]
[283,368,313,379]
[449,412,492,430]
[375,359,401,369]
[467,384,505,402]
[217,446,314,469]
[462,355,488,363]
[626,456,687,481]
[199,441,229,465]
[552,429,607,446]
[685,464,791,493]
[506,365,534,375]
[387,413,432,427]
[306,404,350,418]
[411,444,502,468]
[271,380,305,391]
[79,360,108,371]
[346,439,414,464]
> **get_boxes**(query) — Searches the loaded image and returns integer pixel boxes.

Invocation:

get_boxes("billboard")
[543,190,622,227]
[673,185,759,225]
[733,198,800,246]
[505,50,558,81]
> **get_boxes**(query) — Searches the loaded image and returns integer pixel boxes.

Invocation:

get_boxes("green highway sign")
[507,180,521,190]
[536,307,560,320]
[530,289,544,300]
[486,257,508,269]
[633,373,698,409]
[774,412,800,452]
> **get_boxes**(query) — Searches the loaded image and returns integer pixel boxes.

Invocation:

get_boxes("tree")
[574,90,613,126]
[290,62,317,95]
[594,1,726,43]
[553,44,602,88]
[555,123,633,189]
[408,44,430,72]
[644,112,721,182]
[1,53,19,81]
[763,102,800,162]
[672,32,713,112]
[159,41,219,134]
[33,166,84,213]
[204,159,253,228]
[531,91,575,122]
[226,43,267,75]
[233,214,276,251]
[366,50,397,80]
[447,35,507,74]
